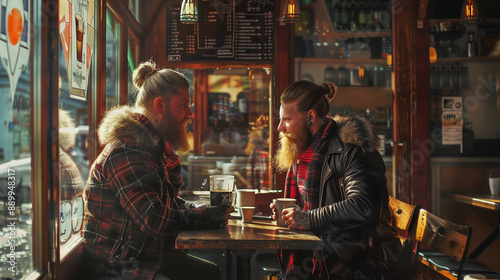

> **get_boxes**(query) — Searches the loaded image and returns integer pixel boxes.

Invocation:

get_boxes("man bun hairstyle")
[132,60,190,110]
[280,80,337,119]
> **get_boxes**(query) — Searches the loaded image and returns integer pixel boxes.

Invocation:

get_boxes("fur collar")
[98,106,161,148]
[333,114,380,153]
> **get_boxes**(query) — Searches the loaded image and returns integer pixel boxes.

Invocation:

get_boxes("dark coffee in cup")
[210,190,232,206]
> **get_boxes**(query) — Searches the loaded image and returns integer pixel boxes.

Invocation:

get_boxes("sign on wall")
[442,96,463,149]
[59,0,95,100]
[0,0,30,100]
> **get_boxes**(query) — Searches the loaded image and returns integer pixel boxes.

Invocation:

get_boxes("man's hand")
[206,204,234,228]
[269,202,277,221]
[281,205,311,230]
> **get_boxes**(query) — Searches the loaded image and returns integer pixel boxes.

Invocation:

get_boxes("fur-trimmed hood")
[333,114,380,153]
[98,105,161,148]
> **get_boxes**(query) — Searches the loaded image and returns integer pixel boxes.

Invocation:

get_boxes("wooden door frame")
[392,0,431,209]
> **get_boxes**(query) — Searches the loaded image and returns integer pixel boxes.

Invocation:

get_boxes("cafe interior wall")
[438,165,500,271]
[461,62,500,139]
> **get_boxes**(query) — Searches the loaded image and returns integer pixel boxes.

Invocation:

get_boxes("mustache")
[279,132,296,139]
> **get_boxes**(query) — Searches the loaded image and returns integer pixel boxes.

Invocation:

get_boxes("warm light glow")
[358,67,365,79]
[180,0,198,23]
[386,54,392,67]
[429,47,437,63]
[282,0,302,23]
[462,0,480,22]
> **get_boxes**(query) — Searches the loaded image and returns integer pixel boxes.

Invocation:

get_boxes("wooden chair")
[388,196,420,242]
[388,196,422,276]
[415,208,472,280]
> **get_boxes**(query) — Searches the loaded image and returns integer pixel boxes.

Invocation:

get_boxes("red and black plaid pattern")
[246,147,269,189]
[83,114,211,279]
[282,118,334,278]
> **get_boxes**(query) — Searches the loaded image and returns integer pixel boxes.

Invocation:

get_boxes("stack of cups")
[236,189,256,223]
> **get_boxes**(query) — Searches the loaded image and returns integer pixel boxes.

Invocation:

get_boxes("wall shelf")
[434,56,500,63]
[296,57,387,64]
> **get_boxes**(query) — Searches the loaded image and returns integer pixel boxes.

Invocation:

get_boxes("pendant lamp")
[461,0,480,23]
[282,0,302,23]
[180,0,198,23]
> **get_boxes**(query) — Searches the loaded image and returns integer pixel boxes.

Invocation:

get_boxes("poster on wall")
[441,97,463,148]
[59,0,95,100]
[0,0,30,100]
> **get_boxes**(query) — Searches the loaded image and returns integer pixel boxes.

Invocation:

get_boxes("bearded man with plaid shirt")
[81,60,233,280]
[271,81,406,280]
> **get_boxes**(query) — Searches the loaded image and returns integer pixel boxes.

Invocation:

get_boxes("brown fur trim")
[333,114,380,153]
[98,106,160,148]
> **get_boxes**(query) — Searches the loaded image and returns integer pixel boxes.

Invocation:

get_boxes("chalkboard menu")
[167,0,274,61]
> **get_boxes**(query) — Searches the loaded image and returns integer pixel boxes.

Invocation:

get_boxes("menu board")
[167,0,274,61]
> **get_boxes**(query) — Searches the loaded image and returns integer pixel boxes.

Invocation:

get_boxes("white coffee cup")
[489,177,500,195]
[240,206,255,223]
[236,189,256,208]
[464,274,486,280]
[273,198,297,227]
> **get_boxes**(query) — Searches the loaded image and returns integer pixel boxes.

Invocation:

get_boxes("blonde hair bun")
[133,60,157,90]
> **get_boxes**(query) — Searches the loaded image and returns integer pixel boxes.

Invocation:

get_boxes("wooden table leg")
[223,249,232,280]
[231,249,255,280]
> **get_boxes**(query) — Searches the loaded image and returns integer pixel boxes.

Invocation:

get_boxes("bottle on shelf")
[364,1,375,31]
[349,1,359,32]
[467,32,477,57]
[331,1,341,31]
[340,1,351,31]
[357,1,367,31]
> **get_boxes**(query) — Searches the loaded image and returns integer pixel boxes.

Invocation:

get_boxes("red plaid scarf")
[281,117,335,278]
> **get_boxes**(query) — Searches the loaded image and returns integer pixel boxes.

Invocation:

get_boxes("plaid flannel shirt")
[83,113,211,280]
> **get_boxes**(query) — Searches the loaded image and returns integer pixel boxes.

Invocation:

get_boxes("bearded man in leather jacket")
[82,60,233,280]
[271,80,405,280]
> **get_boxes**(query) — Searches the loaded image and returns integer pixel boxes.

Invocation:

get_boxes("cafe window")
[127,33,140,105]
[128,0,140,23]
[105,9,121,109]
[183,67,272,198]
[0,63,34,279]
[0,1,34,278]
[58,34,89,260]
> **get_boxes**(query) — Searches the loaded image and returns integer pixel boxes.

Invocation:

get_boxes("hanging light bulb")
[461,0,480,23]
[180,0,198,23]
[281,0,302,23]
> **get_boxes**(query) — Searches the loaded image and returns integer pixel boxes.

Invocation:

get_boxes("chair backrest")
[388,196,419,238]
[415,208,472,278]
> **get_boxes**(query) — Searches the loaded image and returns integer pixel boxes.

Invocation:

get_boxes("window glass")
[128,0,140,22]
[127,33,140,105]
[106,9,121,109]
[0,30,33,280]
[58,27,89,259]
[185,68,271,197]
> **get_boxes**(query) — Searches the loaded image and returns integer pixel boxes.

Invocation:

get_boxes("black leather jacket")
[307,118,400,268]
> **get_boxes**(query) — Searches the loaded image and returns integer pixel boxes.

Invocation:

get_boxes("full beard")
[157,114,191,152]
[272,123,311,173]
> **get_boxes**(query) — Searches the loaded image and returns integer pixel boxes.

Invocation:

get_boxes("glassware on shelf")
[337,66,350,87]
[449,64,459,88]
[324,66,337,84]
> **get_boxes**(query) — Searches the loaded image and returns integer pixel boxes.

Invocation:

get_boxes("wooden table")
[447,192,500,259]
[175,218,322,280]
